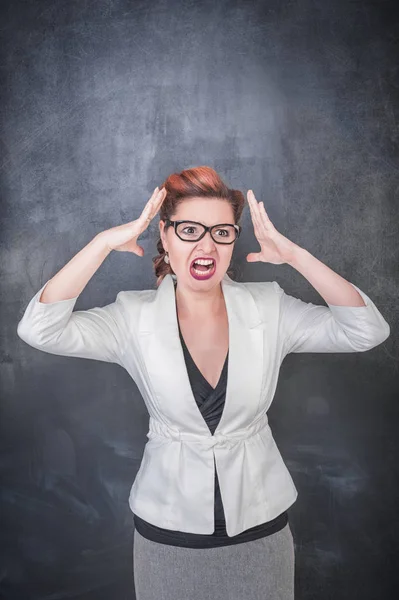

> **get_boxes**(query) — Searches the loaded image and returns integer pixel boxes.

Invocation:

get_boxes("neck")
[174,280,225,320]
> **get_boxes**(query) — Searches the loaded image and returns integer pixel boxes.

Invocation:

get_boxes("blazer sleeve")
[273,281,390,355]
[16,279,128,366]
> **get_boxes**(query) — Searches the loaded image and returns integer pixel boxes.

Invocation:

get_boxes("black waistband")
[133,510,289,549]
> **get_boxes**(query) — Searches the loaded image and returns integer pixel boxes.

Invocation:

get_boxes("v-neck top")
[133,285,288,548]
[179,319,229,428]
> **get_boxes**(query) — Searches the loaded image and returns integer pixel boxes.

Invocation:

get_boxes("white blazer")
[17,273,390,537]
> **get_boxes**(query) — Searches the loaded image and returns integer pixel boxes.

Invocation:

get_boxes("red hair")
[152,166,245,286]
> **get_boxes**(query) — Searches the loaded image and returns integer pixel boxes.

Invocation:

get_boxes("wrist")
[93,232,113,257]
[285,244,308,268]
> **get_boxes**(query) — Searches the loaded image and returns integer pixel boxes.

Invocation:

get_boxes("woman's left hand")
[246,190,300,265]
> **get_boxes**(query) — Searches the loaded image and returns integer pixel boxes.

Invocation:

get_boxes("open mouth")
[190,258,216,279]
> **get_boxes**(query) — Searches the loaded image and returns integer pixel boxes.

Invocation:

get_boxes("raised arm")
[16,234,129,365]
[276,244,390,354]
[275,280,390,356]
[244,190,390,355]
[17,186,168,365]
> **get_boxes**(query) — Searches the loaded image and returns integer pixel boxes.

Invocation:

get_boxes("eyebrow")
[178,220,235,225]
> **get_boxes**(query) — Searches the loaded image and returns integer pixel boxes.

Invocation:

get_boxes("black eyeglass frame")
[164,219,241,245]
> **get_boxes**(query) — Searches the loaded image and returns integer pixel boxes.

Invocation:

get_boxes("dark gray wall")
[1,0,398,598]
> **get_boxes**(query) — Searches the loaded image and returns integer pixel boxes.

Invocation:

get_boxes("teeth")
[192,267,213,275]
[193,259,214,266]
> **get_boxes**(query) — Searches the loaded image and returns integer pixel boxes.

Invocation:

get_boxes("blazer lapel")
[137,273,266,436]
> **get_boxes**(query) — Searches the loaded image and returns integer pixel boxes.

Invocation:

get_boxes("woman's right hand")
[100,187,167,256]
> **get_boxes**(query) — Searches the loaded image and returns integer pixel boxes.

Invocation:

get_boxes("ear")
[159,220,168,251]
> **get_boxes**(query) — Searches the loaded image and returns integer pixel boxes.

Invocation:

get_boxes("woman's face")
[159,197,236,290]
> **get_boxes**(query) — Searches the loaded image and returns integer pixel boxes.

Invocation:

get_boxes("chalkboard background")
[1,0,398,598]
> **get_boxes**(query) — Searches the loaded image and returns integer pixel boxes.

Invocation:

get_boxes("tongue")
[194,264,209,272]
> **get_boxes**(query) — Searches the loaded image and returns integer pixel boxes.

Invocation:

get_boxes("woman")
[17,166,390,599]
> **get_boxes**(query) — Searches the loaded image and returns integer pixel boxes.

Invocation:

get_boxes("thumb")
[127,243,144,255]
[246,253,262,262]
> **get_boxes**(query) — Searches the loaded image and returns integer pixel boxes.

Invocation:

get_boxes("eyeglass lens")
[176,222,237,243]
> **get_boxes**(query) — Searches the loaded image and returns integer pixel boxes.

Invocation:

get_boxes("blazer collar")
[137,273,266,436]
[141,272,264,330]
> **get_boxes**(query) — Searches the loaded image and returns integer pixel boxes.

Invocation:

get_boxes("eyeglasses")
[164,219,241,245]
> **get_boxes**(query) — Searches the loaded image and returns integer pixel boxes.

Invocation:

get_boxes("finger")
[258,201,274,232]
[247,190,263,238]
[146,186,161,209]
[149,188,166,219]
[154,187,167,210]
[140,188,163,222]
[147,186,160,208]
[250,193,270,237]
[247,190,262,224]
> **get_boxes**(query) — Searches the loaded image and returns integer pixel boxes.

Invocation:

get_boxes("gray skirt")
[133,522,295,600]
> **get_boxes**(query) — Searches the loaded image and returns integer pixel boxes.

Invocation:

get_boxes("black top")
[133,307,288,548]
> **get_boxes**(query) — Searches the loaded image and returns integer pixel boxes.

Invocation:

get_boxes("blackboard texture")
[1,0,398,599]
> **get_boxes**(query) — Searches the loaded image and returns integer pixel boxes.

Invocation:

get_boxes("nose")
[199,229,218,250]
